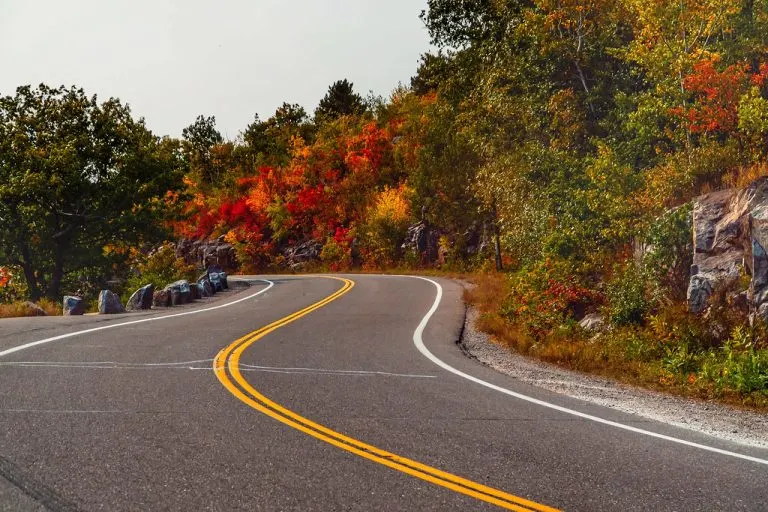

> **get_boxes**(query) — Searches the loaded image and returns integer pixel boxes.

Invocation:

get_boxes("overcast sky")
[1,0,430,138]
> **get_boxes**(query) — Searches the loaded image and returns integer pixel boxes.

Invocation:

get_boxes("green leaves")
[0,84,183,299]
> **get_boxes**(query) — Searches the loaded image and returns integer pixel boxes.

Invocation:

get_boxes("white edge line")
[0,280,275,358]
[407,275,768,467]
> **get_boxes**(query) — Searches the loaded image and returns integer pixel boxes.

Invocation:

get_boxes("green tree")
[0,84,183,300]
[314,79,365,123]
[182,114,223,183]
[242,103,314,167]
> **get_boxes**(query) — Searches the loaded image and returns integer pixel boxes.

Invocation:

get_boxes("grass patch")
[0,298,61,318]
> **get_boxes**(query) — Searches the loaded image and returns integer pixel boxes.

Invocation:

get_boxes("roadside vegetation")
[2,1,768,406]
[466,272,768,409]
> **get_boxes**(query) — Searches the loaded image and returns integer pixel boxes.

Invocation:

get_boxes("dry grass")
[723,162,768,189]
[462,273,536,352]
[0,298,60,318]
[462,272,768,411]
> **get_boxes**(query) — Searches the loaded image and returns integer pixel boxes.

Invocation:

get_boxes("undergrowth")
[0,298,61,318]
[464,272,768,410]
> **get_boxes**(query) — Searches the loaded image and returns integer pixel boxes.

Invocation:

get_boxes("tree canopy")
[0,85,183,299]
[314,79,366,122]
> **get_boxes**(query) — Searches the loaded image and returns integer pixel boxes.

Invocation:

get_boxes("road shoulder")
[460,301,768,449]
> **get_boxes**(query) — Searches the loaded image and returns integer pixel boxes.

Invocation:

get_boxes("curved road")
[0,275,766,511]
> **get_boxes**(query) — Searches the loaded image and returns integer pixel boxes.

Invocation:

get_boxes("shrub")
[359,185,412,268]
[320,234,351,271]
[699,326,768,396]
[123,243,196,302]
[605,264,652,327]
[0,266,28,304]
[502,261,601,339]
[642,204,693,302]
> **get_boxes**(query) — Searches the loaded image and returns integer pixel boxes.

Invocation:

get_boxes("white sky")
[0,0,430,138]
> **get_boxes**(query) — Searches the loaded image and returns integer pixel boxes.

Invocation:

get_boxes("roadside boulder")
[152,289,170,308]
[21,302,47,316]
[126,284,154,311]
[198,274,214,297]
[209,272,223,292]
[98,290,125,314]
[63,296,86,316]
[165,280,192,306]
[190,282,201,300]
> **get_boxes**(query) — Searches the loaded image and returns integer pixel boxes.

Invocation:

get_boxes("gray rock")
[190,281,201,300]
[688,273,716,314]
[63,296,86,316]
[152,289,170,308]
[209,272,223,292]
[176,238,237,269]
[21,301,47,316]
[687,178,768,313]
[579,313,605,332]
[126,284,154,311]
[402,221,440,263]
[198,276,214,297]
[164,280,191,306]
[283,240,322,269]
[98,290,125,314]
[757,303,768,323]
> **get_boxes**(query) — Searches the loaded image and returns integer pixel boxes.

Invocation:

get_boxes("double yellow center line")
[213,276,559,512]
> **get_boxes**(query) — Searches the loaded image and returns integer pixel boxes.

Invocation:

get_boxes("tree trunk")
[47,244,65,300]
[492,202,503,272]
[20,260,41,301]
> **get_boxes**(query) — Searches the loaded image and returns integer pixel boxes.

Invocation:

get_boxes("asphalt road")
[0,274,766,511]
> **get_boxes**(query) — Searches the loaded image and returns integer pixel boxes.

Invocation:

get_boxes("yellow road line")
[214,276,559,512]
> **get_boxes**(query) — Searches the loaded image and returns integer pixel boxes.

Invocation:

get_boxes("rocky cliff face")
[688,177,768,318]
[176,237,237,270]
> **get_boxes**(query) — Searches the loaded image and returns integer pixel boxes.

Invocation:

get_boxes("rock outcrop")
[176,237,237,270]
[98,290,125,314]
[283,240,322,269]
[63,296,86,316]
[687,177,768,316]
[402,221,440,264]
[126,284,154,311]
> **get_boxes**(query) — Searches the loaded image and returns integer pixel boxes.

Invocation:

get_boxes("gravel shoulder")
[460,304,768,449]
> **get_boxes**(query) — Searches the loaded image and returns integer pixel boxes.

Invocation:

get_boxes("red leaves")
[673,59,750,134]
[173,116,412,271]
[753,63,768,89]
[0,267,10,288]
